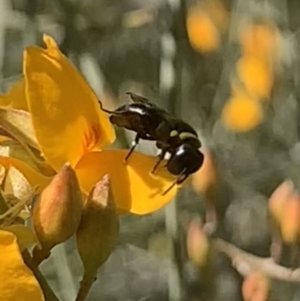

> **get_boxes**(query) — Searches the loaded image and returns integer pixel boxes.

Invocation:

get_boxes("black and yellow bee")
[100,92,204,195]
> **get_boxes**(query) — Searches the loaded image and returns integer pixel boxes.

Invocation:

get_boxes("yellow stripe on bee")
[170,130,179,137]
[179,132,198,140]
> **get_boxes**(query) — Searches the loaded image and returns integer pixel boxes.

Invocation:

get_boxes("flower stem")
[75,276,96,301]
[32,246,51,266]
[22,250,60,301]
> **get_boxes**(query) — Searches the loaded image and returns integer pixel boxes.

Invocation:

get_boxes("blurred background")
[2,0,300,300]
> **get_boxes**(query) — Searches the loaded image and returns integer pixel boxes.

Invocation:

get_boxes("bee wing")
[99,92,152,114]
[126,91,172,116]
[126,92,151,105]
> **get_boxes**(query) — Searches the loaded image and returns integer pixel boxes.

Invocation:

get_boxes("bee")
[100,92,204,195]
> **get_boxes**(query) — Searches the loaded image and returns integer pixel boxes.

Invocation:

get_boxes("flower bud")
[242,272,270,301]
[32,163,83,252]
[76,174,119,281]
[186,219,210,268]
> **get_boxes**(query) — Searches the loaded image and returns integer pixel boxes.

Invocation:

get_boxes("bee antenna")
[98,100,114,114]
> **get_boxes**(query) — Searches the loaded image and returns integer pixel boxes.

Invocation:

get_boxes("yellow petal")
[0,225,40,251]
[0,79,28,110]
[75,150,178,214]
[0,230,44,301]
[0,156,51,193]
[23,34,115,170]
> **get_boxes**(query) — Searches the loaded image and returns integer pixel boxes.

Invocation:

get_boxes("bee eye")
[109,115,116,123]
[170,130,179,137]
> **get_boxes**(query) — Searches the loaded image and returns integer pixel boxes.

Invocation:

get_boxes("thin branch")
[213,238,300,282]
[22,250,60,301]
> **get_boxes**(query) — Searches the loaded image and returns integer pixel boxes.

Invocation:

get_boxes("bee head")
[166,144,204,176]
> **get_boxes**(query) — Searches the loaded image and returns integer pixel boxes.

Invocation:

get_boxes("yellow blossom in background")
[0,34,178,215]
[186,0,228,54]
[236,55,274,100]
[202,0,229,31]
[186,7,220,53]
[186,219,210,268]
[239,23,279,59]
[268,180,294,226]
[280,192,300,244]
[235,21,280,103]
[221,87,263,132]
[0,230,44,301]
[191,148,218,195]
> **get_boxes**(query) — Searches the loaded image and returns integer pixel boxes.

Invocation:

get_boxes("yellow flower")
[0,34,178,215]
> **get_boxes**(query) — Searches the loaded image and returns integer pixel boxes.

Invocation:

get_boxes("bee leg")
[151,149,167,174]
[177,174,189,185]
[162,170,188,196]
[124,134,140,163]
